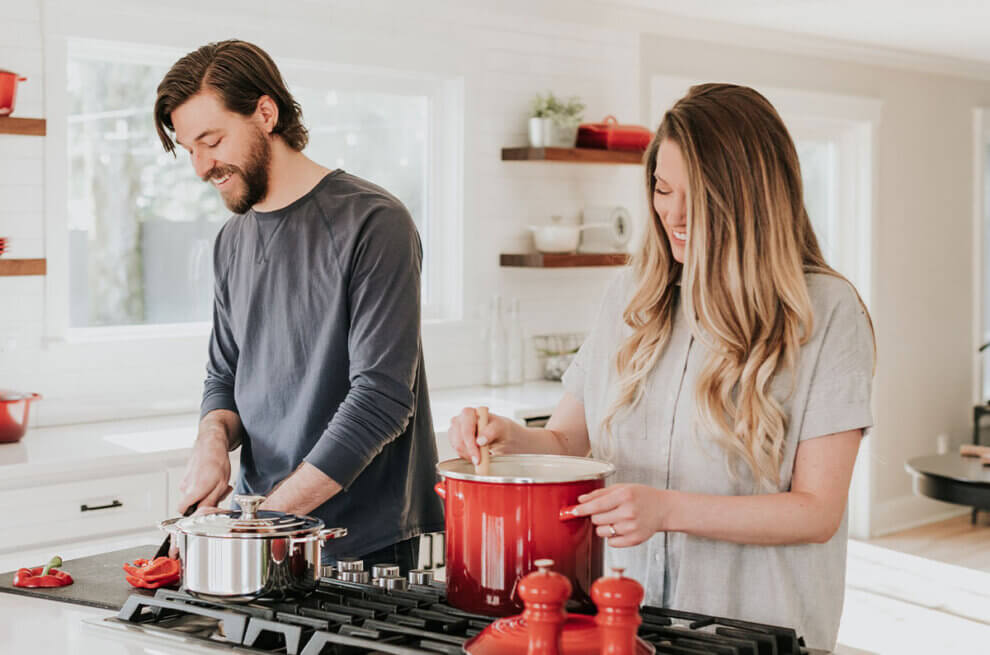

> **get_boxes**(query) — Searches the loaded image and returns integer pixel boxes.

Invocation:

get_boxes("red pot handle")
[434,481,446,500]
[18,77,27,82]
[559,505,583,521]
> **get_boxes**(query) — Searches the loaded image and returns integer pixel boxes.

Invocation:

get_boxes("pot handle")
[290,527,348,547]
[434,481,446,500]
[558,505,583,521]
[158,516,183,534]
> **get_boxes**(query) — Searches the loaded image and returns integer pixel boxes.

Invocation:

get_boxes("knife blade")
[153,500,198,560]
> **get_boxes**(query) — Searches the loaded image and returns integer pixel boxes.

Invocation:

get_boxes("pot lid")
[175,495,323,538]
[437,454,614,484]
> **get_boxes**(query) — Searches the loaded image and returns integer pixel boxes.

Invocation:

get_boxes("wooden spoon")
[476,406,491,476]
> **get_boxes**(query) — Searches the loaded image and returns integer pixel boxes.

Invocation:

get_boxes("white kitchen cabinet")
[0,471,167,553]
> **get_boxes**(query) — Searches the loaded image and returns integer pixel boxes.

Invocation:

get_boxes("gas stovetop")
[86,574,827,655]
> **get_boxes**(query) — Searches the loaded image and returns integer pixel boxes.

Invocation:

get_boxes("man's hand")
[177,411,240,514]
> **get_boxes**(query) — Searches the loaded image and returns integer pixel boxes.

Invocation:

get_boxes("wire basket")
[532,332,585,381]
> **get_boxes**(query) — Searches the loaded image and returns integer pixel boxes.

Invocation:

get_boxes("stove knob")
[350,570,370,584]
[337,557,364,572]
[373,577,389,589]
[320,565,337,579]
[385,576,408,591]
[372,563,401,578]
[408,569,434,585]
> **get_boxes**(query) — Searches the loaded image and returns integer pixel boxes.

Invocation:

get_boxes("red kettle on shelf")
[0,71,28,116]
[464,559,655,655]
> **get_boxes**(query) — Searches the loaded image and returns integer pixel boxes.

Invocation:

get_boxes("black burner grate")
[109,577,818,655]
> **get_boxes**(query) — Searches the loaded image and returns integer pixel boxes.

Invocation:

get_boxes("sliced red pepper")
[124,573,180,589]
[13,556,74,588]
[122,556,181,589]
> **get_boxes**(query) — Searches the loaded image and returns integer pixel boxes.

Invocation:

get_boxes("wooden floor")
[862,513,990,573]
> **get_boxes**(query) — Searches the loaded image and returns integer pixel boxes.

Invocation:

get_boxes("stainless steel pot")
[159,494,346,602]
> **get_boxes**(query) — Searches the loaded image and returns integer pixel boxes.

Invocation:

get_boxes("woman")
[448,83,875,650]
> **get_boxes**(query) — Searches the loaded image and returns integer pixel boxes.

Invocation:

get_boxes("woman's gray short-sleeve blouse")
[561,270,875,651]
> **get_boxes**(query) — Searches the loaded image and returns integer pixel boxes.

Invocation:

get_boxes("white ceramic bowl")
[529,225,583,253]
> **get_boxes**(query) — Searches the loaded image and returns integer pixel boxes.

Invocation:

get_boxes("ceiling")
[603,0,990,66]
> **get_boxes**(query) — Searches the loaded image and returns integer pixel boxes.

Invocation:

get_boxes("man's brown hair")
[154,39,308,154]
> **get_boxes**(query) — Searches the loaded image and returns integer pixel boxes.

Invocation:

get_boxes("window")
[794,140,837,260]
[65,41,461,332]
[67,51,222,328]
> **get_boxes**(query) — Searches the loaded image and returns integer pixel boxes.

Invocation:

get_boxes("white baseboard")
[870,494,971,537]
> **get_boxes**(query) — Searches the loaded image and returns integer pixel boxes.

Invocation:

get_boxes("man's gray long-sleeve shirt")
[201,170,444,557]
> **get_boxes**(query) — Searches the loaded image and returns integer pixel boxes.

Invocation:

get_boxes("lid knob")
[518,559,570,655]
[234,494,266,520]
[591,567,645,655]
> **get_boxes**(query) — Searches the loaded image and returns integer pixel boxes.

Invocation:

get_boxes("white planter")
[528,117,554,147]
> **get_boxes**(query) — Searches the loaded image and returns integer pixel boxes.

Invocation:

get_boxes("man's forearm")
[261,462,343,516]
[199,409,244,451]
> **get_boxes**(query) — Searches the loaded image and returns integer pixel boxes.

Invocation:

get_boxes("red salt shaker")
[592,567,645,655]
[519,558,571,655]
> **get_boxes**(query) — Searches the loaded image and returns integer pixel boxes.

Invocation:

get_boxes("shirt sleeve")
[798,282,876,441]
[304,205,423,489]
[201,228,239,419]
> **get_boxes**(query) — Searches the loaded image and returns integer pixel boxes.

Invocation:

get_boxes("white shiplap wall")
[0,0,645,426]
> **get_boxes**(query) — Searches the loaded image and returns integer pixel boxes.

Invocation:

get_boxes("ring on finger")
[608,524,617,538]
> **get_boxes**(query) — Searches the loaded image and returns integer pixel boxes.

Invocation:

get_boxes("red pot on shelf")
[0,391,41,443]
[435,454,614,616]
[0,71,28,116]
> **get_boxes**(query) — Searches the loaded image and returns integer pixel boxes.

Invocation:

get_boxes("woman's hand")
[447,407,524,465]
[573,484,669,547]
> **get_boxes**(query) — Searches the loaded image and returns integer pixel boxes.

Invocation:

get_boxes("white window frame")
[651,75,880,539]
[972,108,990,404]
[44,39,463,344]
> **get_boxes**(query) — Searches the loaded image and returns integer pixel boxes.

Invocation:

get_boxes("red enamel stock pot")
[0,391,41,443]
[0,71,27,116]
[435,454,614,616]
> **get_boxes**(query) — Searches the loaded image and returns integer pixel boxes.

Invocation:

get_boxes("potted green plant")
[528,92,585,148]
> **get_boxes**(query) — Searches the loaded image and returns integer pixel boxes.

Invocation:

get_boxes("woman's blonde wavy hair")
[602,83,873,490]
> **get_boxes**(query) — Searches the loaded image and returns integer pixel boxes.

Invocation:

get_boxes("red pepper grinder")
[591,567,644,655]
[519,558,571,655]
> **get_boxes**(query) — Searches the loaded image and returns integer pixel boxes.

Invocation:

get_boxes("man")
[154,39,443,570]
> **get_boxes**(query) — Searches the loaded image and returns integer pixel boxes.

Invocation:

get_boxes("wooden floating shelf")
[0,117,46,136]
[0,258,47,277]
[500,253,629,268]
[501,146,644,165]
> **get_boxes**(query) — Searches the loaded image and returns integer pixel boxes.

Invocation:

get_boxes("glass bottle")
[486,295,508,386]
[507,298,524,385]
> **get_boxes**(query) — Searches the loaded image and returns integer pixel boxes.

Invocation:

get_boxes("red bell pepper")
[13,556,74,588]
[122,556,181,589]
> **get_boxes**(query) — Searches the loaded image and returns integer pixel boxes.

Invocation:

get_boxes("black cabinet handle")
[80,500,123,512]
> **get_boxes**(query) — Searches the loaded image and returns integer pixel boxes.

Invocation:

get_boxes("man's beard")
[204,129,272,214]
